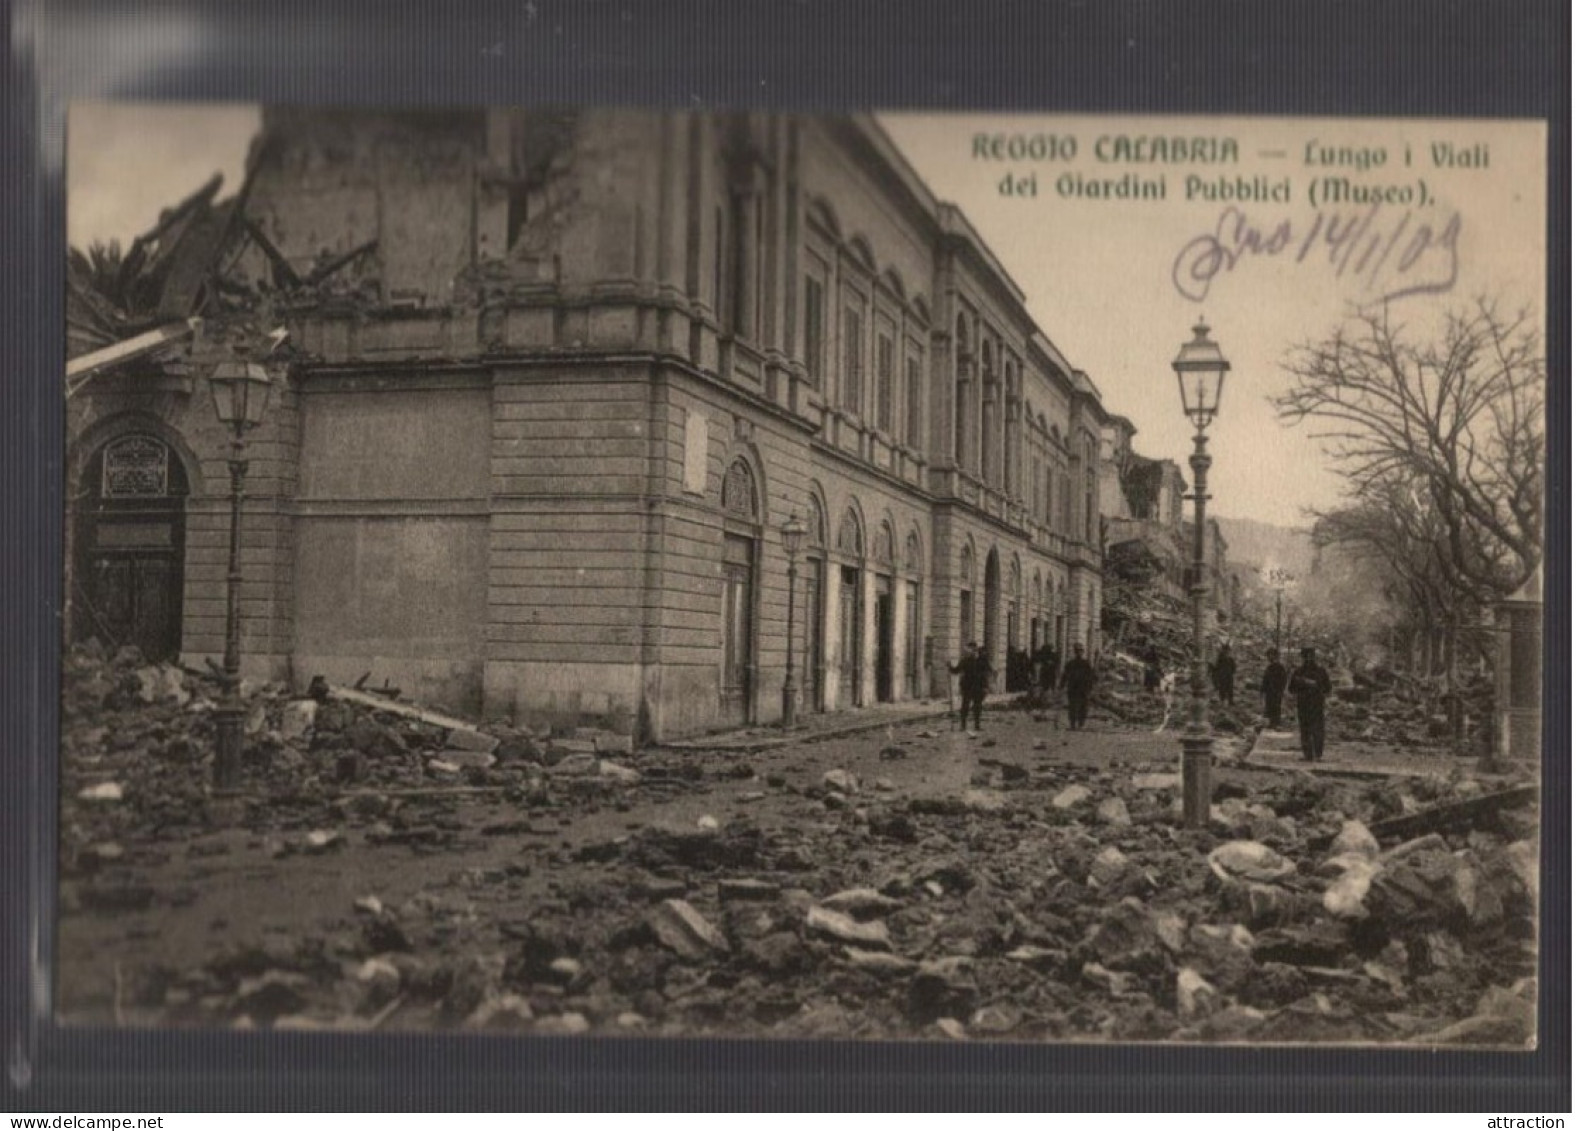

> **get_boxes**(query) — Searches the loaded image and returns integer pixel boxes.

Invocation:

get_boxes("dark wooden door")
[720,534,754,725]
[73,434,187,662]
[905,580,921,698]
[874,577,893,703]
[838,565,860,706]
[804,558,823,711]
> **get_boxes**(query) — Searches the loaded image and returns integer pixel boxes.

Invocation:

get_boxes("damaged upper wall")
[237,108,781,367]
[242,107,659,314]
[246,108,486,306]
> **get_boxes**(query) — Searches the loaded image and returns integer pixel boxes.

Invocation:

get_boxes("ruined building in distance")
[67,108,1114,742]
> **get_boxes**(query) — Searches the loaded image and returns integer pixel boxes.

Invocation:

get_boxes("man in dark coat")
[1260,647,1289,729]
[1212,643,1237,704]
[949,642,992,732]
[1059,643,1096,730]
[1286,646,1333,761]
[1142,644,1162,693]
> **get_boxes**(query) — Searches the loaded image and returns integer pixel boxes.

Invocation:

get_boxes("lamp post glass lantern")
[1171,322,1230,827]
[780,511,807,728]
[207,359,276,790]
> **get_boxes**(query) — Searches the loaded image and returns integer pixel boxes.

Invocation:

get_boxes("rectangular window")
[876,334,894,434]
[804,276,825,390]
[905,355,922,448]
[842,306,864,415]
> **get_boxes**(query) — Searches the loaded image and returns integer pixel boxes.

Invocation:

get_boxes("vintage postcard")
[60,102,1545,1046]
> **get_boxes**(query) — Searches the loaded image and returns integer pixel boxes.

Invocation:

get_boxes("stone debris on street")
[57,639,1538,1046]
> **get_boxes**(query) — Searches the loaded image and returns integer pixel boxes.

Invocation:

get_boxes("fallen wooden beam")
[1309,784,1538,852]
[327,683,479,733]
[65,318,201,391]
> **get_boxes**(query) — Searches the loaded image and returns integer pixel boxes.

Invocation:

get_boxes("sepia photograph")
[58,100,1546,1048]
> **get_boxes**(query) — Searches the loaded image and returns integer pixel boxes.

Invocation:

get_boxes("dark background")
[3,0,1568,1111]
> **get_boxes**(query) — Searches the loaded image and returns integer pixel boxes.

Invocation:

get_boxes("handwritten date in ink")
[1171,203,1461,304]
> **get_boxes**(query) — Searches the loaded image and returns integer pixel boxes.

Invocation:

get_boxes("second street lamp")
[780,511,807,729]
[1261,565,1296,653]
[1172,320,1230,828]
[207,357,275,791]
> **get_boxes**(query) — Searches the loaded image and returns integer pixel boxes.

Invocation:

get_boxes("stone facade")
[66,108,1113,742]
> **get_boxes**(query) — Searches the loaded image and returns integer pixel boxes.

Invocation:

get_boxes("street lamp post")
[780,511,807,729]
[1261,565,1295,653]
[1172,321,1230,828]
[207,358,275,790]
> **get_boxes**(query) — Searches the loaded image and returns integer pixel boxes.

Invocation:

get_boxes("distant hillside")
[1214,516,1315,576]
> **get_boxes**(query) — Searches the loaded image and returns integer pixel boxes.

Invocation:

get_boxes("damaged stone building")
[1100,416,1237,634]
[66,107,1114,742]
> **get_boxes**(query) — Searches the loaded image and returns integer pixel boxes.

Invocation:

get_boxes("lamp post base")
[781,680,798,730]
[1181,731,1213,828]
[214,701,244,792]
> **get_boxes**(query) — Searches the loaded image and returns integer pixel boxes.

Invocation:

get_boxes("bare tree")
[1313,474,1472,675]
[1277,300,1545,598]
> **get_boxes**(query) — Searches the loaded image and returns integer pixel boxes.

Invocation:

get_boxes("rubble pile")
[59,640,652,866]
[1327,667,1495,750]
[1098,590,1494,758]
[65,676,1538,1044]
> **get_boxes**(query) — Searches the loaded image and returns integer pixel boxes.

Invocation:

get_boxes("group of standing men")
[949,640,1096,733]
[1153,639,1337,762]
[1221,642,1334,760]
[949,635,1332,759]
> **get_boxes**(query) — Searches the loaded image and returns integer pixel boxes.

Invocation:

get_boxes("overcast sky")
[68,103,1546,531]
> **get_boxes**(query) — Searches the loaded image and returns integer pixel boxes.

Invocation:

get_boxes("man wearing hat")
[949,642,992,733]
[1059,643,1097,731]
[1286,645,1333,761]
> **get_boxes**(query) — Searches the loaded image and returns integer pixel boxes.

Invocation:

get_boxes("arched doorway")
[720,458,760,726]
[958,544,975,650]
[1031,571,1043,650]
[835,506,864,707]
[802,494,827,713]
[1007,558,1021,651]
[904,531,923,699]
[72,432,190,662]
[873,520,896,703]
[983,548,1001,673]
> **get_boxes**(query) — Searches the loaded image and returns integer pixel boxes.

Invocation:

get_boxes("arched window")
[806,493,827,548]
[980,341,996,484]
[102,434,175,498]
[904,531,922,576]
[875,521,895,568]
[1002,362,1017,496]
[722,458,758,520]
[953,316,970,466]
[837,507,864,558]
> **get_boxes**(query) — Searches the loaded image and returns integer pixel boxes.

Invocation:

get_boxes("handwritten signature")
[1171,203,1461,304]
